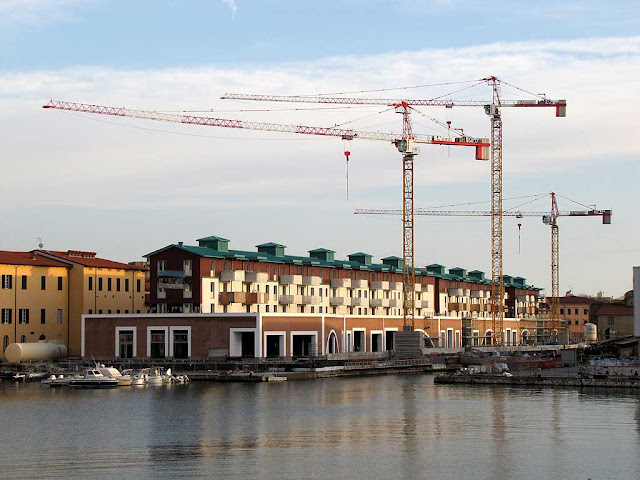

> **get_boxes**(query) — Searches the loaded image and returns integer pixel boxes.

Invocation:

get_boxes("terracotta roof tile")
[44,251,146,271]
[0,251,70,268]
[597,304,633,315]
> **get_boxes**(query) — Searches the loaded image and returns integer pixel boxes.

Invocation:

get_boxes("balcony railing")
[302,276,321,286]
[220,270,244,282]
[245,271,268,283]
[158,269,185,278]
[279,275,302,285]
[371,281,389,290]
[279,294,301,305]
[329,296,346,306]
[301,295,320,305]
[330,278,351,288]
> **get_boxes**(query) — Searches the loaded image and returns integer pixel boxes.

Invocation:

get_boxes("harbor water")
[1,374,639,479]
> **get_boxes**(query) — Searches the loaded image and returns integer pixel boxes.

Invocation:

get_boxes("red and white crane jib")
[42,100,489,155]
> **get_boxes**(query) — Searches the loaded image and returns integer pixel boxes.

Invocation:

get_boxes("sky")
[0,0,639,298]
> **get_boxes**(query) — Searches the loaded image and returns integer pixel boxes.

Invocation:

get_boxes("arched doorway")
[20,335,26,343]
[326,331,338,354]
[2,336,8,352]
[521,330,530,345]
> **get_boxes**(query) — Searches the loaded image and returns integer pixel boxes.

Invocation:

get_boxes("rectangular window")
[57,309,62,325]
[118,331,134,359]
[150,330,166,358]
[57,276,63,290]
[116,310,121,314]
[574,308,578,315]
[583,308,588,315]
[1,308,12,324]
[18,309,29,324]
[158,260,166,271]
[88,276,93,291]
[41,276,46,290]
[107,278,112,291]
[116,278,121,292]
[98,310,102,314]
[21,275,27,290]
[560,308,564,315]
[41,308,46,324]
[89,309,93,314]
[98,277,103,291]
[108,310,112,314]
[136,279,141,292]
[173,330,189,359]
[184,260,192,271]
[266,305,270,312]
[1,274,12,289]
[125,278,130,292]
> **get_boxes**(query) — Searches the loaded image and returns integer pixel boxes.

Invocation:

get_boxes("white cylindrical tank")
[4,341,68,364]
[584,323,598,343]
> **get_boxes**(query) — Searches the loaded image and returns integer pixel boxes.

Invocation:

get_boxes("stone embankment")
[434,373,640,389]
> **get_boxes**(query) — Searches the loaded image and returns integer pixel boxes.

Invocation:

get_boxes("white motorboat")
[68,369,118,388]
[146,369,163,386]
[41,374,82,387]
[130,372,147,386]
[97,366,132,386]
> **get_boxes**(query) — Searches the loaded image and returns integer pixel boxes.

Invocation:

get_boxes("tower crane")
[355,192,611,343]
[42,100,489,331]
[221,77,567,345]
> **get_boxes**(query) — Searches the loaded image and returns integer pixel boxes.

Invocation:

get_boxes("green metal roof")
[144,241,540,289]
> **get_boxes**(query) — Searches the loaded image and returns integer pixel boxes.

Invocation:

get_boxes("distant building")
[596,304,634,339]
[556,295,595,342]
[0,249,147,358]
[0,251,71,353]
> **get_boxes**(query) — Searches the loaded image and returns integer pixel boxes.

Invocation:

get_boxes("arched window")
[2,336,8,352]
[39,334,46,341]
[327,331,338,354]
[483,330,494,346]
[20,335,26,343]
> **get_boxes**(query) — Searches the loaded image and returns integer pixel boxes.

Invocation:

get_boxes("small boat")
[68,369,118,388]
[97,366,132,386]
[145,369,163,386]
[130,372,147,386]
[41,374,81,387]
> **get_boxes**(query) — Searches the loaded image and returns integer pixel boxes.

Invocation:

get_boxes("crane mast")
[486,77,505,344]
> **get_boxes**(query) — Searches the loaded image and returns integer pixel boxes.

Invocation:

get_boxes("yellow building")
[1,251,70,354]
[1,250,148,358]
[38,250,147,355]
[557,295,593,342]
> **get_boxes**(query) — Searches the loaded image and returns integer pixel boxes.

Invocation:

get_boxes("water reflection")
[1,378,640,480]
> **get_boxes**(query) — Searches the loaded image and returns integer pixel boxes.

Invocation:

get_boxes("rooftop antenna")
[34,236,44,249]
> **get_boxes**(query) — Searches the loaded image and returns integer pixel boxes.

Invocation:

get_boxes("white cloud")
[221,0,237,20]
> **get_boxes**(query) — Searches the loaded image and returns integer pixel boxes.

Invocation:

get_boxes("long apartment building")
[1,249,147,357]
[146,235,542,324]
